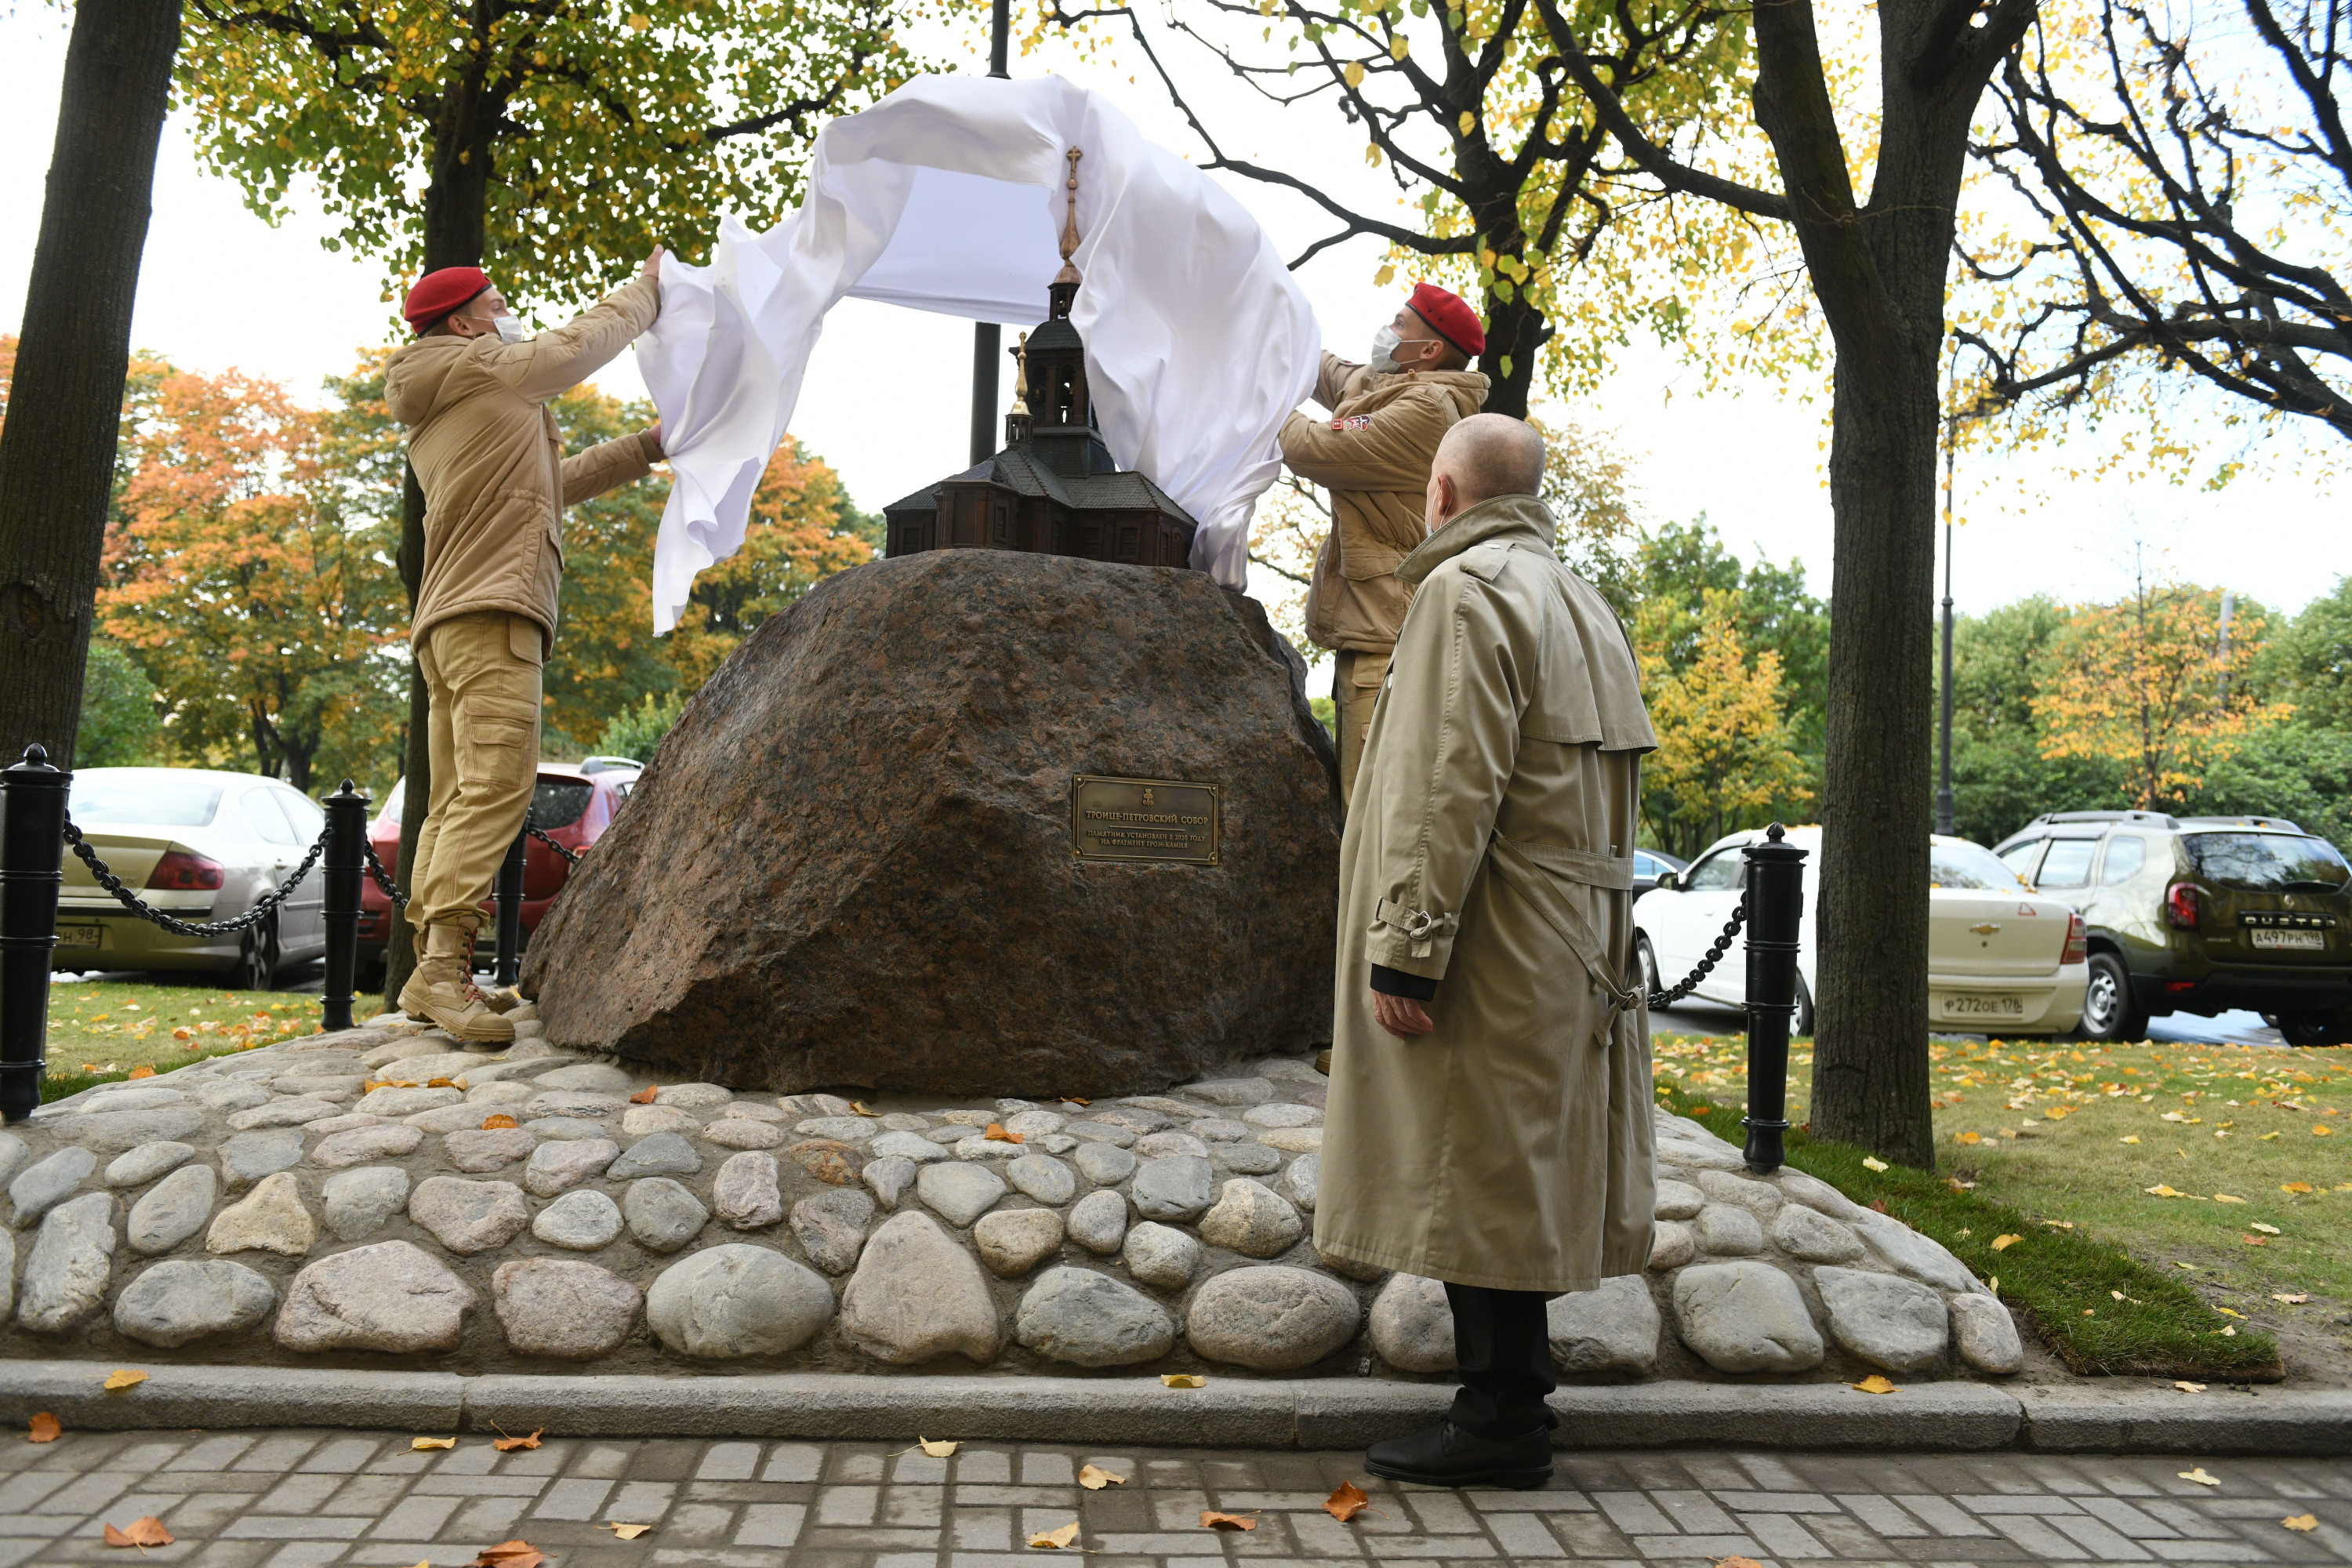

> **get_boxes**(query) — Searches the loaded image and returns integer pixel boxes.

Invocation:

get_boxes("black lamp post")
[969,0,1012,465]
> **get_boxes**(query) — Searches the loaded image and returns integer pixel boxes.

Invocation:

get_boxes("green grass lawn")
[40,976,331,1102]
[1653,1028,2351,1377]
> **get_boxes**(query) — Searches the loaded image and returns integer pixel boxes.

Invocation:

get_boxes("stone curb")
[1,1361,2346,1453]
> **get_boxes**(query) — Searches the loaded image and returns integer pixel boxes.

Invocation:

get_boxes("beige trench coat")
[1314,493,1661,1294]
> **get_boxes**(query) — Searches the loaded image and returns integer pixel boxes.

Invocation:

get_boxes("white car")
[1635,826,2089,1035]
[55,768,330,989]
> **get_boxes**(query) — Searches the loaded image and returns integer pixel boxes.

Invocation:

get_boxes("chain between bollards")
[1740,822,1809,1174]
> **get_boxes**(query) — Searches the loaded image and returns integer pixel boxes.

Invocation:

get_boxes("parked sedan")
[356,765,625,987]
[1635,826,2088,1035]
[1632,848,1688,901]
[56,768,330,989]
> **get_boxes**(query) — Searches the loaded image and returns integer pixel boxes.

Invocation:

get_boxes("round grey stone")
[655,1083,735,1109]
[219,1130,306,1189]
[916,1163,1006,1229]
[1130,1156,1216,1221]
[18,1192,117,1332]
[937,1110,998,1127]
[408,1177,529,1255]
[1948,1291,2025,1374]
[1769,1203,1866,1264]
[1649,1220,1696,1270]
[465,1080,539,1106]
[1073,1143,1136,1187]
[955,1135,1025,1163]
[713,1150,784,1230]
[1670,1261,1825,1373]
[270,1074,364,1100]
[321,1167,410,1243]
[1185,1118,1254,1142]
[78,1088,191,1115]
[493,1257,641,1359]
[0,1131,27,1188]
[869,1131,950,1165]
[1211,1141,1283,1175]
[127,1163,217,1255]
[1002,1110,1067,1137]
[523,1116,608,1142]
[1015,1266,1175,1367]
[974,1207,1065,1277]
[1548,1276,1663,1374]
[194,1081,271,1114]
[622,1178,709,1253]
[1242,1102,1322,1128]
[927,1124,982,1145]
[1813,1265,1951,1373]
[1067,1189,1129,1255]
[1185,1265,1360,1370]
[407,1104,505,1134]
[113,1260,275,1348]
[532,1189,625,1250]
[54,1105,206,1155]
[1100,1104,1178,1131]
[1285,1152,1319,1212]
[702,1119,787,1151]
[793,1116,873,1142]
[1693,1203,1765,1256]
[1134,1131,1210,1161]
[10,1146,96,1227]
[523,1138,620,1197]
[862,1155,917,1210]
[1120,1221,1201,1290]
[1004,1153,1076,1207]
[275,1240,477,1352]
[646,1243,832,1358]
[1370,1273,1456,1374]
[790,1189,876,1274]
[1176,1078,1276,1107]
[524,1090,626,1122]
[1255,1127,1323,1153]
[1857,1215,1978,1294]
[621,1105,701,1138]
[838,1210,1002,1365]
[1697,1167,1784,1218]
[1064,1121,1138,1148]
[104,1142,194,1189]
[354,1086,461,1119]
[1653,1179,1706,1221]
[310,1123,423,1170]
[445,1127,538,1173]
[607,1131,702,1179]
[1197,1178,1303,1258]
[533,1062,635,1094]
[205,1171,316,1257]
[1775,1167,1875,1223]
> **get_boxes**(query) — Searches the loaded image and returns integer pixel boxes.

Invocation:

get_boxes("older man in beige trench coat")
[1315,412,1659,1490]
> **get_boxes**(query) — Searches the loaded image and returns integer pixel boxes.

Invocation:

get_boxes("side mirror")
[1652,869,1679,892]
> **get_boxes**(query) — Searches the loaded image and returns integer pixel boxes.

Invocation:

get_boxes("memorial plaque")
[1071,775,1221,866]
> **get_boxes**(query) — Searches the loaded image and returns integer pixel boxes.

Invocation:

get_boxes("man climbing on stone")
[1279,282,1488,807]
[385,253,667,1041]
[1316,413,1658,1489]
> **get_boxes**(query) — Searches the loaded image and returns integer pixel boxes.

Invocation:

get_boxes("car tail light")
[2165,883,2201,931]
[147,851,225,891]
[2061,911,2086,966]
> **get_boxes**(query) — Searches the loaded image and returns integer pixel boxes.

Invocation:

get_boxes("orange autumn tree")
[2033,568,2288,809]
[99,359,408,789]
[1635,586,1812,858]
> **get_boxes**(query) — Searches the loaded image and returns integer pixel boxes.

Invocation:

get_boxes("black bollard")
[321,779,369,1033]
[0,746,69,1123]
[493,826,527,988]
[1740,822,1809,1174]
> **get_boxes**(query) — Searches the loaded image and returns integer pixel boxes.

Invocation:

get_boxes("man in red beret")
[1279,283,1489,806]
[383,252,666,1040]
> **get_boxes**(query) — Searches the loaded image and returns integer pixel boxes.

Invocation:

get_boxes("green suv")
[1991,811,2352,1045]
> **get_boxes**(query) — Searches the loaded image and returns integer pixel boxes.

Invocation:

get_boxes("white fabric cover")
[637,74,1322,634]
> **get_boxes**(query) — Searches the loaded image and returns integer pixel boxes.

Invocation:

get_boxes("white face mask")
[1369,323,1404,373]
[491,313,529,345]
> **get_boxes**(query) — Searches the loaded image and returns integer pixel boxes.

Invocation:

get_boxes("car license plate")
[1941,993,2024,1018]
[56,924,103,949]
[2251,927,2325,950]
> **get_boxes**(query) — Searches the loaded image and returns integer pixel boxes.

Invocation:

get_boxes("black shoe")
[1363,1419,1553,1490]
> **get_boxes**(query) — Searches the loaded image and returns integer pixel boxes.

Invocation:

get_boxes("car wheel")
[1637,934,1661,1000]
[2270,1011,2352,1047]
[2078,951,2147,1042]
[1795,972,1816,1036]
[234,918,279,993]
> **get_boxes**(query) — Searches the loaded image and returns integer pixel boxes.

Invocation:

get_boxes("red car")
[356,764,634,988]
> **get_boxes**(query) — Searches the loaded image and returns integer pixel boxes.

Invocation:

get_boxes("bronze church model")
[883,150,1200,572]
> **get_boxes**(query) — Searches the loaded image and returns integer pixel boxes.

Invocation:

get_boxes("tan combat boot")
[396,922,515,1044]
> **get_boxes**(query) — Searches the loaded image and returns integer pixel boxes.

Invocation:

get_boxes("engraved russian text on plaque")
[1070,775,1221,866]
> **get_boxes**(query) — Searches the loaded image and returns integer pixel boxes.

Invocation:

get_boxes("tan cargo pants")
[409,610,545,937]
[1334,646,1391,810]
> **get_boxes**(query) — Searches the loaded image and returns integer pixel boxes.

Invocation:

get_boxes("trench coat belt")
[1483,832,1644,1047]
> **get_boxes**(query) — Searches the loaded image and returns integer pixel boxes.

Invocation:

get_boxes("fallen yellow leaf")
[2284,1514,2318,1531]
[2249,1221,2281,1235]
[426,1077,456,1088]
[2174,1381,2205,1392]
[26,1413,60,1443]
[603,1522,653,1539]
[102,1369,147,1392]
[1324,1480,1373,1522]
[2260,1131,2282,1141]
[1077,1463,1125,1490]
[2179,1467,2220,1486]
[492,1428,542,1452]
[470,1543,545,1568]
[984,1123,1023,1144]
[2282,1181,2315,1193]
[1200,1511,1258,1530]
[481,1112,520,1130]
[102,1516,174,1547]
[629,1084,659,1105]
[2145,1184,2187,1197]
[1955,1131,1983,1145]
[851,1101,879,1116]
[127,1065,154,1080]
[1989,1234,2021,1252]
[2120,1134,2140,1144]
[2274,1293,2311,1304]
[1987,1275,1999,1295]
[1862,1156,1889,1171]
[2214,1192,2245,1203]
[1029,1520,1081,1548]
[411,1436,456,1450]
[1161,1374,1205,1388]
[1852,1375,1900,1394]
[918,1437,958,1457]
[2216,1306,2245,1319]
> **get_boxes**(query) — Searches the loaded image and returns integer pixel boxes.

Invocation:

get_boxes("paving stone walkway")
[0,1428,2345,1566]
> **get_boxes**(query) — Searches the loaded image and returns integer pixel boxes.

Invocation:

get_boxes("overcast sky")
[2,6,2341,630]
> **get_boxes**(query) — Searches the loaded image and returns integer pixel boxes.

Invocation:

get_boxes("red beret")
[403,266,492,332]
[1407,281,1485,359]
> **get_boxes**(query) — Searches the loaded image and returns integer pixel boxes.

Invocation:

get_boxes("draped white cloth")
[637,74,1322,634]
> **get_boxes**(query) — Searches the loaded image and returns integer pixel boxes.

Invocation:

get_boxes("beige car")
[1635,827,2089,1034]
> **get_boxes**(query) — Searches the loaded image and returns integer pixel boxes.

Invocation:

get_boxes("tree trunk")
[0,0,180,768]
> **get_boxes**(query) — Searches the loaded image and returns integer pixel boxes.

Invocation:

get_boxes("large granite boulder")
[524,550,1341,1095]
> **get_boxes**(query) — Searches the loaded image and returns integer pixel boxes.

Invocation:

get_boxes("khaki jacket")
[387,277,662,650]
[1281,351,1488,656]
[1314,493,1661,1294]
